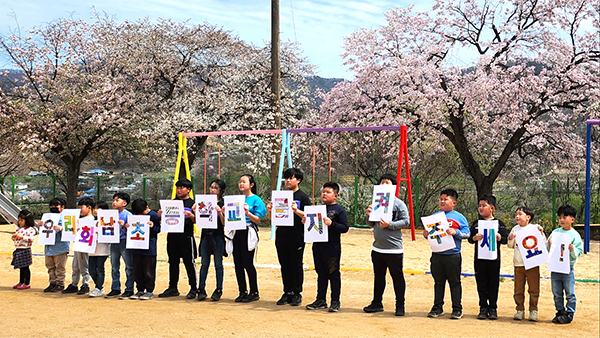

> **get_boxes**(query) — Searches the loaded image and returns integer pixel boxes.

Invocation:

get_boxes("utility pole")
[270,0,281,191]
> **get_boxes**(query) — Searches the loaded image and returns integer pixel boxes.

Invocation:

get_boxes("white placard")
[421,212,456,253]
[97,210,120,243]
[271,190,294,226]
[224,195,247,231]
[547,232,570,274]
[60,209,79,242]
[73,219,98,254]
[38,213,59,245]
[515,225,548,270]
[368,185,397,223]
[304,205,328,243]
[195,194,218,229]
[477,220,499,260]
[160,200,185,233]
[126,215,151,250]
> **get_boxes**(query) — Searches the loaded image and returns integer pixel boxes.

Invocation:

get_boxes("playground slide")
[0,191,20,224]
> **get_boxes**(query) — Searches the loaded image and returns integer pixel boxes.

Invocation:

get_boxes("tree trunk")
[64,161,81,209]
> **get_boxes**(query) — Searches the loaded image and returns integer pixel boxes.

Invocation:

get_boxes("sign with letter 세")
[477,220,499,260]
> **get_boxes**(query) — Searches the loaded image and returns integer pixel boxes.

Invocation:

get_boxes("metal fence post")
[96,176,101,202]
[552,180,557,229]
[414,176,420,228]
[142,177,147,200]
[52,175,57,199]
[11,175,15,201]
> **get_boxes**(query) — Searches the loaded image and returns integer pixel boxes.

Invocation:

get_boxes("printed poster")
[38,213,59,245]
[60,209,79,242]
[195,194,218,230]
[224,195,246,231]
[368,184,396,223]
[477,220,499,260]
[271,190,294,226]
[515,225,548,270]
[547,232,570,274]
[97,209,120,243]
[160,200,185,233]
[126,215,151,250]
[304,205,328,243]
[73,219,97,254]
[421,212,456,253]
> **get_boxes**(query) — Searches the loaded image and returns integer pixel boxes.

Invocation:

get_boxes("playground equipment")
[0,191,20,224]
[584,119,599,254]
[173,126,414,240]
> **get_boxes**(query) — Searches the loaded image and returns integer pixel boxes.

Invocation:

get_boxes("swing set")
[172,126,415,241]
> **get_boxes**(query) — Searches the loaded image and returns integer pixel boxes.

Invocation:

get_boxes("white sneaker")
[529,310,538,322]
[514,310,525,320]
[89,288,104,297]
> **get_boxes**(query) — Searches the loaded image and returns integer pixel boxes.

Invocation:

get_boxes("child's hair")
[94,200,109,210]
[379,173,397,185]
[478,194,496,208]
[322,181,340,194]
[113,192,131,206]
[18,209,35,228]
[441,188,459,201]
[557,205,577,218]
[516,206,535,222]
[49,198,66,207]
[175,178,193,189]
[131,199,148,215]
[78,197,94,208]
[210,179,226,199]
[283,168,304,183]
[241,174,257,194]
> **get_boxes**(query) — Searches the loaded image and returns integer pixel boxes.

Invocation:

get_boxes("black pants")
[313,242,341,302]
[19,267,31,285]
[133,254,157,293]
[430,253,462,312]
[371,251,405,307]
[233,229,258,293]
[89,255,108,289]
[276,235,305,294]
[166,236,197,291]
[474,259,501,309]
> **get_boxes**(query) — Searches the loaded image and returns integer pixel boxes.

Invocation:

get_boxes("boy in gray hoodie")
[363,174,410,316]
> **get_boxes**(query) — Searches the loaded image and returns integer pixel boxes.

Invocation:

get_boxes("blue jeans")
[198,235,224,290]
[551,265,576,314]
[110,239,134,292]
[89,255,108,290]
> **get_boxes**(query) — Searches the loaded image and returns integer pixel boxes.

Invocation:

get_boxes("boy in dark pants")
[129,199,161,300]
[267,168,312,306]
[467,194,508,319]
[305,181,349,312]
[159,178,198,299]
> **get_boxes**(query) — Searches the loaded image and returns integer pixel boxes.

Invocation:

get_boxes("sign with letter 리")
[60,209,80,242]
[421,212,456,253]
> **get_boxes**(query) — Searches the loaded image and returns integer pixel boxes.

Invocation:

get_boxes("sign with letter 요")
[515,225,548,270]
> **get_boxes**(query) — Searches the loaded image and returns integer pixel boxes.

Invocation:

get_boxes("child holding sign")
[467,195,508,320]
[547,205,583,324]
[40,198,69,293]
[507,206,546,322]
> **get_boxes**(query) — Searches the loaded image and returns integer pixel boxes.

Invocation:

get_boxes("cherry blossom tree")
[312,0,600,198]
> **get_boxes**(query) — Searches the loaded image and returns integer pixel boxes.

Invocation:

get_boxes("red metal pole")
[203,146,207,194]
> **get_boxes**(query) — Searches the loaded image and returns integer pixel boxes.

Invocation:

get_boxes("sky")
[0,0,434,79]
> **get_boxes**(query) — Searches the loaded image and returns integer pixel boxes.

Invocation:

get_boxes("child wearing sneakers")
[129,199,161,300]
[507,206,546,322]
[40,198,69,293]
[11,210,37,290]
[305,181,349,313]
[548,205,583,324]
[62,197,94,295]
[88,201,110,297]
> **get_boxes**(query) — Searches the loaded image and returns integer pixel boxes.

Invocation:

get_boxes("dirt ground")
[0,224,598,338]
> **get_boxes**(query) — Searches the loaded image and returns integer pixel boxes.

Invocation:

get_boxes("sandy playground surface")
[0,224,598,337]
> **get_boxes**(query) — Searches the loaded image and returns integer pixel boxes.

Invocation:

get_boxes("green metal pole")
[52,175,57,199]
[11,175,15,200]
[415,177,420,228]
[552,180,557,229]
[96,176,101,201]
[142,177,147,200]
[354,174,359,226]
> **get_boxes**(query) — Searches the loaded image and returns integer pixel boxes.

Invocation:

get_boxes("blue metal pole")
[584,123,592,254]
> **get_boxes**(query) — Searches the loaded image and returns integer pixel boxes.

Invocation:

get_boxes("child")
[88,201,110,297]
[548,205,583,324]
[197,179,227,301]
[11,209,37,290]
[363,174,410,316]
[106,192,134,299]
[467,194,508,320]
[229,174,266,303]
[158,178,198,299]
[41,198,70,293]
[423,188,469,319]
[266,168,311,306]
[306,181,349,313]
[129,199,161,300]
[507,206,546,321]
[63,197,94,295]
